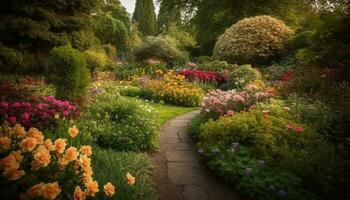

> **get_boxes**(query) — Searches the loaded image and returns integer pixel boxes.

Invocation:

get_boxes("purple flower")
[244,168,253,176]
[277,190,288,198]
[7,116,16,125]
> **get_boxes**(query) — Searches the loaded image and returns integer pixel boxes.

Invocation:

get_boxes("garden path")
[151,110,242,200]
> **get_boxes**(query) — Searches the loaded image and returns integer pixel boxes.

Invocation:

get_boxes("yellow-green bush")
[84,50,108,72]
[213,15,294,65]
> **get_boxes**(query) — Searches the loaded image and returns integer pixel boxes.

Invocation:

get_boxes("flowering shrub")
[179,69,226,84]
[0,96,80,128]
[0,124,135,199]
[281,70,294,81]
[225,65,262,90]
[138,71,204,107]
[201,87,273,118]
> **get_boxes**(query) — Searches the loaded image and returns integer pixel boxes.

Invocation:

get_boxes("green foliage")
[117,86,142,97]
[195,60,238,72]
[165,25,197,51]
[84,49,108,72]
[213,15,294,65]
[188,114,209,140]
[226,65,262,90]
[134,36,187,65]
[0,44,24,74]
[288,31,314,50]
[49,45,90,100]
[92,148,158,200]
[133,0,157,36]
[157,2,182,33]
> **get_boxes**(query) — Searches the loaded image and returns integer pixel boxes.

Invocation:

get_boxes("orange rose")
[24,182,44,198]
[54,138,66,154]
[32,146,51,170]
[42,182,61,200]
[10,150,23,163]
[85,180,99,197]
[126,172,135,186]
[27,128,44,144]
[13,124,26,138]
[64,147,79,161]
[20,137,38,152]
[57,156,69,170]
[3,169,25,181]
[103,182,115,197]
[73,186,86,200]
[79,146,92,157]
[44,139,55,151]
[0,137,11,152]
[0,154,20,172]
[68,126,79,138]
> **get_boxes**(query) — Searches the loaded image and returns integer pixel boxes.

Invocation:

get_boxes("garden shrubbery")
[213,15,294,65]
[224,65,262,90]
[49,45,90,100]
[84,50,108,73]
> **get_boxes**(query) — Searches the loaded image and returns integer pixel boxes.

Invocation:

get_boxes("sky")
[120,0,159,16]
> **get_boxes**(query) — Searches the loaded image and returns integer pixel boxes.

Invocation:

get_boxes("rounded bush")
[288,31,314,50]
[84,50,108,72]
[213,15,294,64]
[0,44,24,74]
[49,45,90,100]
[227,65,262,89]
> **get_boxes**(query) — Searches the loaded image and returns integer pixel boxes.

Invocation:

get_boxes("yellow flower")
[24,182,45,199]
[85,180,99,197]
[44,139,55,151]
[27,128,44,144]
[64,147,79,161]
[68,126,79,138]
[73,186,86,200]
[54,138,66,154]
[0,136,11,152]
[79,145,92,157]
[3,169,25,181]
[103,182,115,197]
[20,137,38,152]
[41,182,61,200]
[126,172,135,186]
[12,124,26,138]
[31,146,51,170]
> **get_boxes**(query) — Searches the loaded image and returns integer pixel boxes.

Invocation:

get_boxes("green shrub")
[84,49,108,73]
[192,56,213,63]
[118,86,142,97]
[112,63,144,80]
[288,31,314,50]
[0,44,24,74]
[195,60,238,72]
[134,35,186,65]
[49,45,90,100]
[225,65,262,89]
[213,15,294,65]
[188,114,209,140]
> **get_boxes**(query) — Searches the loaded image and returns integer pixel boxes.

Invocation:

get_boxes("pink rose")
[11,102,20,108]
[294,127,304,134]
[7,116,16,125]
[21,112,30,120]
[0,101,9,109]
[227,110,235,116]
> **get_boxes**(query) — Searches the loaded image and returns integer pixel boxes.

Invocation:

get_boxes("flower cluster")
[179,69,226,83]
[281,71,294,81]
[138,71,204,107]
[201,89,272,117]
[0,124,135,200]
[0,96,80,128]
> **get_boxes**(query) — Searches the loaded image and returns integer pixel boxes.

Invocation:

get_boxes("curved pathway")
[151,110,242,200]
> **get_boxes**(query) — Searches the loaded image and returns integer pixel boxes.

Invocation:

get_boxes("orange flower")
[27,128,44,144]
[85,180,99,197]
[24,182,44,198]
[10,150,23,163]
[42,182,61,200]
[12,124,26,138]
[3,169,25,181]
[31,146,51,170]
[0,154,20,172]
[73,186,86,200]
[64,147,79,161]
[126,172,135,185]
[0,136,11,152]
[103,182,115,197]
[44,139,55,151]
[20,137,38,152]
[54,138,66,154]
[79,146,92,157]
[68,126,79,138]
[57,156,69,170]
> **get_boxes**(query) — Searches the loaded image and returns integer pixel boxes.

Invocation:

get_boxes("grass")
[125,97,197,125]
[92,147,159,200]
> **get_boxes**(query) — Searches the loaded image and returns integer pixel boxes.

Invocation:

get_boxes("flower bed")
[0,96,80,128]
[179,69,226,84]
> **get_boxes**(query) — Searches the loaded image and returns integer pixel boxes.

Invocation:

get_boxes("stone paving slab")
[151,110,243,200]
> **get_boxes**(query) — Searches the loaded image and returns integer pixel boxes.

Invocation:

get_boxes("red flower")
[294,126,304,134]
[281,71,294,81]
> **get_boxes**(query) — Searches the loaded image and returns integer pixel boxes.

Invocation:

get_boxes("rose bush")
[179,69,226,84]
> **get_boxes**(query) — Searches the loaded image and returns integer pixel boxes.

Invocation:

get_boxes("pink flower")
[227,110,235,116]
[7,116,16,125]
[294,127,304,134]
[21,112,30,120]
[11,102,20,108]
[286,124,293,130]
[63,111,69,117]
[0,101,9,109]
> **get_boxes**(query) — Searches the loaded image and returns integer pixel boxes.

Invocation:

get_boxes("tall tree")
[157,1,182,33]
[132,0,157,36]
